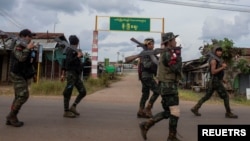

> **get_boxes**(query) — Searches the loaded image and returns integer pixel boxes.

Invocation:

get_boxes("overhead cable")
[142,0,250,13]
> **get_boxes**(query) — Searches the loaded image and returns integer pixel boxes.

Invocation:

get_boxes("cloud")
[28,0,84,14]
[1,0,142,32]
[201,13,250,42]
[99,41,131,48]
[26,0,142,15]
[1,0,250,62]
[0,0,61,31]
[78,29,94,52]
[0,0,18,10]
[83,0,142,14]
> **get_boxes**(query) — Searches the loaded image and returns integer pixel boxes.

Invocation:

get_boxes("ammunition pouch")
[23,69,36,79]
[142,63,157,76]
[159,81,178,95]
[12,67,36,79]
[11,56,36,79]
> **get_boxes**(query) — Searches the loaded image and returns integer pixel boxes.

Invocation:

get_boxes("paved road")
[0,72,249,141]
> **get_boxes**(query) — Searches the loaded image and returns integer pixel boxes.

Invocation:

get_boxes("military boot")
[6,112,24,127]
[139,119,155,140]
[225,112,238,119]
[70,106,80,116]
[137,107,147,118]
[144,103,153,118]
[191,105,201,116]
[63,111,76,118]
[167,130,181,141]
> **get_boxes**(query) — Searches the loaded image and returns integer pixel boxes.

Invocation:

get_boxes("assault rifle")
[0,30,39,50]
[130,37,159,65]
[54,37,83,58]
[130,37,147,50]
[125,45,182,63]
[206,52,223,66]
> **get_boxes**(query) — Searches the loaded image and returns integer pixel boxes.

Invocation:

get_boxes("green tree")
[199,38,250,94]
[235,59,250,74]
[200,38,243,66]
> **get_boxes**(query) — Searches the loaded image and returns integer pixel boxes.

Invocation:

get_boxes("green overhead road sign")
[110,17,150,32]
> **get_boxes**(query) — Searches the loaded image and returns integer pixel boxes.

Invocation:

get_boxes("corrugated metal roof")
[38,42,58,50]
[0,31,67,51]
[0,40,58,51]
[1,31,65,39]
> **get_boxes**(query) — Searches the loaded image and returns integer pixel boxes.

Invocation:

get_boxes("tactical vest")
[209,59,224,80]
[141,55,157,73]
[157,51,180,82]
[11,48,35,79]
[64,49,82,74]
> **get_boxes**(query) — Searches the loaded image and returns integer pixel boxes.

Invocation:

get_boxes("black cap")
[19,29,36,37]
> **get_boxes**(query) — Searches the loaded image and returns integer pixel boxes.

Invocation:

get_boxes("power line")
[0,9,25,29]
[187,0,250,8]
[142,0,250,13]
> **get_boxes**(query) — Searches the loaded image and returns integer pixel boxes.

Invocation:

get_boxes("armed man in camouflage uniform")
[61,35,87,118]
[137,38,160,118]
[139,32,182,141]
[6,29,36,127]
[191,46,238,118]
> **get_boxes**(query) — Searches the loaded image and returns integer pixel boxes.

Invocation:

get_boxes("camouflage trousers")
[10,72,30,113]
[150,81,180,131]
[195,77,231,112]
[63,71,87,111]
[139,77,160,108]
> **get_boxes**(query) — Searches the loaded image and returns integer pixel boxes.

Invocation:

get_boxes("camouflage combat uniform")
[62,45,86,118]
[137,54,159,118]
[191,46,238,118]
[139,32,182,141]
[7,40,36,127]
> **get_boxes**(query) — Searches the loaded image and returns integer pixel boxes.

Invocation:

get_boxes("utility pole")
[54,22,57,33]
[117,52,120,63]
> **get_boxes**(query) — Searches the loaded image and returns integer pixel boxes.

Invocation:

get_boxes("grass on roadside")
[1,74,250,106]
[30,73,123,96]
[179,89,250,106]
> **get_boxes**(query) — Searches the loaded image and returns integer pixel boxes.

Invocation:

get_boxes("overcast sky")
[1,0,250,62]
